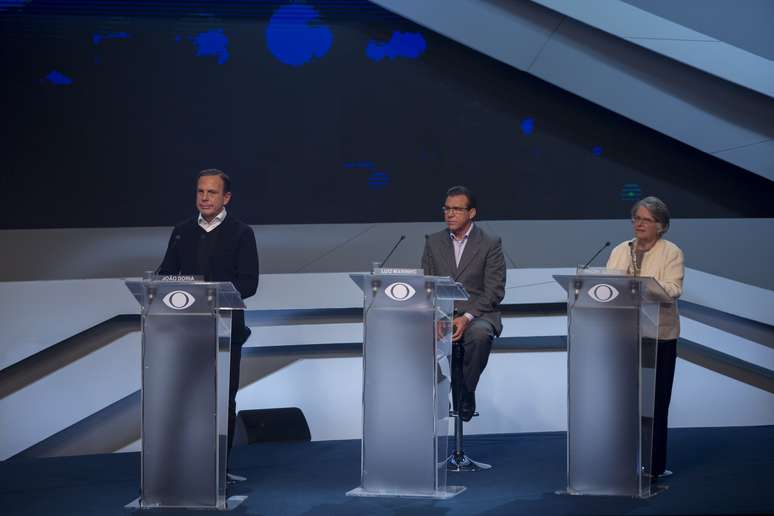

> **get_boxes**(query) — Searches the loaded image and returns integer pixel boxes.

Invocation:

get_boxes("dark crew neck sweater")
[158,213,259,300]
[158,213,259,345]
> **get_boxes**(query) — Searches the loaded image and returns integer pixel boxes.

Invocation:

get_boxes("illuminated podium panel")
[125,277,244,510]
[554,273,670,498]
[347,272,468,499]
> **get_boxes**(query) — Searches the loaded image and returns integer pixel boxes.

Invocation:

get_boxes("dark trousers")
[227,321,250,454]
[652,339,677,475]
[227,341,243,452]
[452,318,496,396]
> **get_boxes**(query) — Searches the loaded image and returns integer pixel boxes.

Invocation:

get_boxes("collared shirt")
[198,208,227,233]
[450,223,475,321]
[450,223,474,267]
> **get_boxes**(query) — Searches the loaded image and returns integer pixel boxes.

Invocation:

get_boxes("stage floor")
[2,426,773,515]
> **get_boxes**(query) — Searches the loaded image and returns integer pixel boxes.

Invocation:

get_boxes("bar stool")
[447,341,491,472]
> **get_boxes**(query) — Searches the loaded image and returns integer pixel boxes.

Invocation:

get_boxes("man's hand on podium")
[451,316,470,342]
[436,319,451,341]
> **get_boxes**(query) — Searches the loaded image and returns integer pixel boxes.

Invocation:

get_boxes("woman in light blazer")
[607,196,684,478]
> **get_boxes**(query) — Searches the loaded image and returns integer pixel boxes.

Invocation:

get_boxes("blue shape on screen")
[620,183,641,201]
[92,32,129,45]
[44,70,73,86]
[520,118,534,135]
[368,171,389,190]
[592,146,603,156]
[193,29,230,64]
[0,0,28,11]
[266,4,332,67]
[366,32,426,62]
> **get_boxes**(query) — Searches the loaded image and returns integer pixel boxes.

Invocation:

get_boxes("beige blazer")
[606,238,684,340]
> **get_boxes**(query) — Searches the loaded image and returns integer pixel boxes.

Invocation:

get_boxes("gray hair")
[631,196,670,234]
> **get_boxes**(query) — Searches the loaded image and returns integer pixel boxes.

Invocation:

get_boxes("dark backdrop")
[2,0,772,229]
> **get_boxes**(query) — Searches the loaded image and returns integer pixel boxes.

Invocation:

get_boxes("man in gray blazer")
[422,186,506,421]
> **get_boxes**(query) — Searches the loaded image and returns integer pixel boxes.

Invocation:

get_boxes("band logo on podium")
[588,283,619,303]
[384,282,416,301]
[162,290,196,310]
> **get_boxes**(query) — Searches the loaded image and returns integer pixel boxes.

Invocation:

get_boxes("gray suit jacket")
[422,224,506,336]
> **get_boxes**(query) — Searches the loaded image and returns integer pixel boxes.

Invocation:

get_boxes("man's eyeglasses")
[631,216,657,225]
[442,206,470,214]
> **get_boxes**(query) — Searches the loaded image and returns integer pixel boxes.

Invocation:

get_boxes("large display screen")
[2,0,772,228]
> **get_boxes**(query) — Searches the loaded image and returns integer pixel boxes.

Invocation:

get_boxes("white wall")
[1,267,772,460]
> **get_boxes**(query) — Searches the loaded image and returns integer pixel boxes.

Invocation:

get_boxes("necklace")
[629,240,641,276]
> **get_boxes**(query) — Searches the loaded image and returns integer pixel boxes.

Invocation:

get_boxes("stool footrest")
[449,411,480,418]
[446,452,492,472]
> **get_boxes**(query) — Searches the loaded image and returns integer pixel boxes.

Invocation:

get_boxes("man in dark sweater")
[158,169,259,460]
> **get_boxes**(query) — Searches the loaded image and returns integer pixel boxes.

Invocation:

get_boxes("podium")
[124,277,246,510]
[346,271,468,499]
[553,272,671,498]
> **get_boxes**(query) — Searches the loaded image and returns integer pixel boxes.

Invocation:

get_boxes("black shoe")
[460,389,475,422]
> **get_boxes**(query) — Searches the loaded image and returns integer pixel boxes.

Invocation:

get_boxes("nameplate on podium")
[371,267,423,275]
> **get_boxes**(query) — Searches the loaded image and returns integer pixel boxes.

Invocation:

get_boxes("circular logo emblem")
[384,282,416,301]
[162,290,196,310]
[588,284,619,303]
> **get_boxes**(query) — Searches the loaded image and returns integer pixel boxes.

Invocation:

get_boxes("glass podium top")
[124,278,246,310]
[349,273,469,301]
[552,274,671,304]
